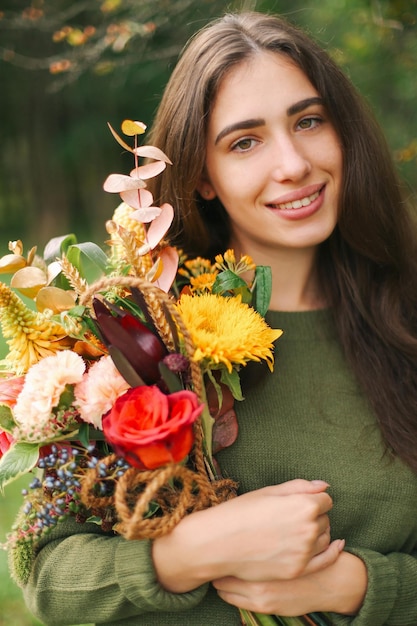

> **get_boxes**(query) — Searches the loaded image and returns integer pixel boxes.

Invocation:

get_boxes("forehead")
[209,52,319,126]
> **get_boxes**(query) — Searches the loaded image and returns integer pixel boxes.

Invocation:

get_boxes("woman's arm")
[16,517,208,626]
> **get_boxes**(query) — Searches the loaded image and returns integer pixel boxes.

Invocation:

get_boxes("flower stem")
[239,609,281,625]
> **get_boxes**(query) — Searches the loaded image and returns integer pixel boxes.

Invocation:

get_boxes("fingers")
[303,538,345,575]
[269,479,330,497]
[312,524,331,556]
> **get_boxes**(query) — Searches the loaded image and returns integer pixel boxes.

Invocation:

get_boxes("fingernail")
[337,539,345,551]
[310,480,330,486]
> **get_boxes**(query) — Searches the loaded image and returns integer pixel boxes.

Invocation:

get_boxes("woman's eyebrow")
[214,118,265,145]
[287,96,324,116]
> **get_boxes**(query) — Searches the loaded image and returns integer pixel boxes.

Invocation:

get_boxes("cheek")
[211,172,261,218]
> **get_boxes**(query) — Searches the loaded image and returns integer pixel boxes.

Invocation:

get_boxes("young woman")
[15,11,417,626]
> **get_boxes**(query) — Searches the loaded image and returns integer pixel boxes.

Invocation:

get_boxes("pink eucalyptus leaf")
[130,206,162,223]
[120,188,154,210]
[146,203,174,249]
[154,246,179,293]
[103,173,146,193]
[121,120,146,136]
[130,161,166,180]
[133,145,172,164]
[107,122,134,153]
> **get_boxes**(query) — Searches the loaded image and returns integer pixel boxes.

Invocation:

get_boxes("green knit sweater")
[11,310,417,626]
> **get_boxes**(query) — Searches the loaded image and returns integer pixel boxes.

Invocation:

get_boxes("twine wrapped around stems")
[78,275,238,540]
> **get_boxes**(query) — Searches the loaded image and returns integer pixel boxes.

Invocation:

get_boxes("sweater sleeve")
[339,546,417,626]
[19,517,208,626]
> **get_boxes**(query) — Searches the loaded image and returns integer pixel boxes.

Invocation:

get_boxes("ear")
[196,176,217,200]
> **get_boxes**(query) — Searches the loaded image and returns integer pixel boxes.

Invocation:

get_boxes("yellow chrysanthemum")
[175,293,283,373]
[0,282,69,374]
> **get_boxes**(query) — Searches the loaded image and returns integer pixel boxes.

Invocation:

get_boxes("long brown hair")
[147,11,417,473]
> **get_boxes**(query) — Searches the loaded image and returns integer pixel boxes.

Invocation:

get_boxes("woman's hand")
[152,479,339,593]
[213,550,367,616]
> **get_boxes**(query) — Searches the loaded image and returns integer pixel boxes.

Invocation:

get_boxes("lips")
[267,185,324,210]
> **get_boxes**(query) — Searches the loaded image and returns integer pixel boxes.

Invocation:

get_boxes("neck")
[230,238,326,312]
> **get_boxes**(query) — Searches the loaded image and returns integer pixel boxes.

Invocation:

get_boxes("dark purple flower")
[92,298,167,386]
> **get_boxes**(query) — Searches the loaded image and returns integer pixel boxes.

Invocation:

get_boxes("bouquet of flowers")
[0,120,332,626]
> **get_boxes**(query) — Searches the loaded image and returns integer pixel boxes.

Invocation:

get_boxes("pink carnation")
[13,350,86,440]
[74,355,130,429]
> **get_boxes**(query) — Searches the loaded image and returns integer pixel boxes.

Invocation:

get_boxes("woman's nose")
[270,136,312,182]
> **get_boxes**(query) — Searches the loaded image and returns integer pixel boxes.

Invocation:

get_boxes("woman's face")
[200,52,343,258]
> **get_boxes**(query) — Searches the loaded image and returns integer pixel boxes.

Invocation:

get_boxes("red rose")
[102,385,204,469]
[0,430,13,459]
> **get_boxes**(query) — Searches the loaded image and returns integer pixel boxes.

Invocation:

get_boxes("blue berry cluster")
[16,443,131,542]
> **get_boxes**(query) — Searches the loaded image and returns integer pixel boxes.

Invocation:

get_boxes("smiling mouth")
[268,189,321,210]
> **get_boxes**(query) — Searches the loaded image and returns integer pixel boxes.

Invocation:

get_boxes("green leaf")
[66,242,108,283]
[0,403,16,432]
[159,362,183,393]
[212,270,249,295]
[86,515,104,525]
[77,422,91,449]
[220,368,243,401]
[206,368,223,408]
[43,234,78,264]
[252,266,272,316]
[59,384,75,409]
[108,344,146,388]
[0,442,40,492]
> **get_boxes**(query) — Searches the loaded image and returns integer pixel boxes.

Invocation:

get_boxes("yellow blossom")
[215,249,256,274]
[175,293,283,373]
[0,282,69,374]
[183,257,216,276]
[190,272,218,293]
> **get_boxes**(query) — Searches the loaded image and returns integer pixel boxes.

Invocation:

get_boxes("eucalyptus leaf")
[0,442,40,492]
[252,265,272,316]
[0,404,16,432]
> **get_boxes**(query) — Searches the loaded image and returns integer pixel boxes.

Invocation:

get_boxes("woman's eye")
[231,137,257,152]
[297,117,322,130]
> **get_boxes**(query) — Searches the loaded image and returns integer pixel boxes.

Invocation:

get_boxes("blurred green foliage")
[0,0,416,251]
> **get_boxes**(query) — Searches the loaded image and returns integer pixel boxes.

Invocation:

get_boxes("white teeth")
[276,190,320,210]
